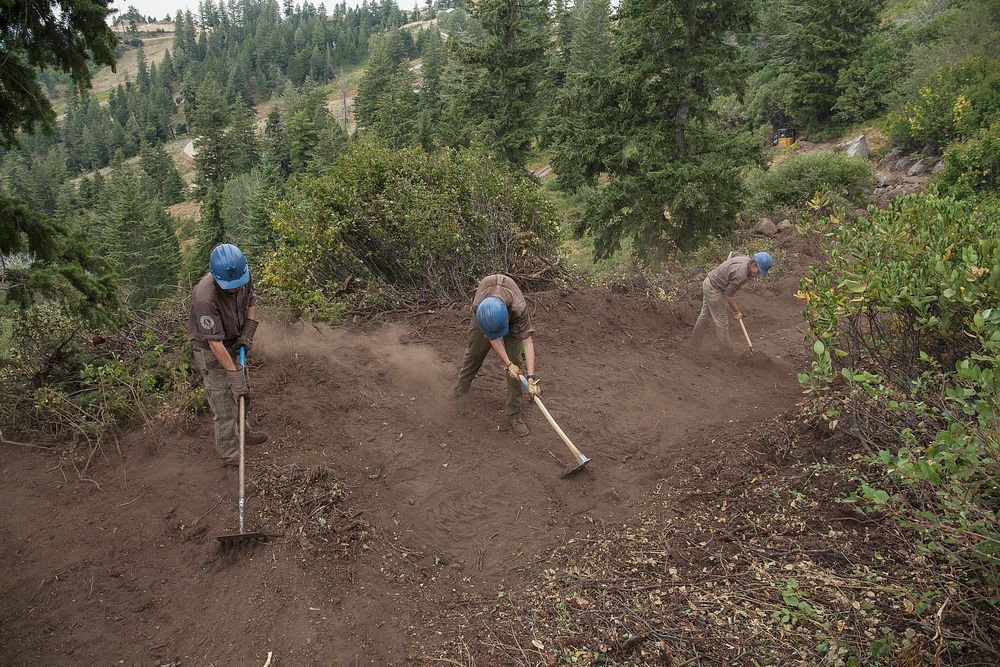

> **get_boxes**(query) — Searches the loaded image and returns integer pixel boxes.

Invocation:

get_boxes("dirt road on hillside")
[0,245,811,665]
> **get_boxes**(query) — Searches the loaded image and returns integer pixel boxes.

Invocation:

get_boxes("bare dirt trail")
[0,249,810,665]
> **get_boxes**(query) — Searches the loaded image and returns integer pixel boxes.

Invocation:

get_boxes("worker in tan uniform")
[187,243,267,474]
[689,251,773,351]
[454,274,540,437]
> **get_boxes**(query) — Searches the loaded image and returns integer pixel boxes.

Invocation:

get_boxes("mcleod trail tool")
[520,375,591,477]
[217,346,270,552]
[738,318,755,355]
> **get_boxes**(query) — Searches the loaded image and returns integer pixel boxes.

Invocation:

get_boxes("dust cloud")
[253,321,456,408]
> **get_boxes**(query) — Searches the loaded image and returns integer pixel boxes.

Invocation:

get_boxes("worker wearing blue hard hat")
[187,243,267,474]
[454,274,539,437]
[689,251,773,352]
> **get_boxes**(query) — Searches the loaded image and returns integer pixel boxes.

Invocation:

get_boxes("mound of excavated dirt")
[0,259,809,664]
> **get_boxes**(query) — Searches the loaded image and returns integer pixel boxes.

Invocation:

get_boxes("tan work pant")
[193,345,240,466]
[454,316,524,416]
[690,277,732,350]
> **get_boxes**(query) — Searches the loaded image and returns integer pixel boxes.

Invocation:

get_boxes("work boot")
[506,414,530,437]
[245,431,269,446]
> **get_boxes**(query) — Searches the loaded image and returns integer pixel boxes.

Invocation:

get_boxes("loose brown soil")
[0,253,811,665]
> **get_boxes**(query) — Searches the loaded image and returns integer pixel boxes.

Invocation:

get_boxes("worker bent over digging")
[454,274,540,437]
[689,251,773,352]
[187,243,267,474]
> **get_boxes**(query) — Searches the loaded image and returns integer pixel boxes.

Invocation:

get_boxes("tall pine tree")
[448,0,547,165]
[104,168,181,307]
[568,0,762,256]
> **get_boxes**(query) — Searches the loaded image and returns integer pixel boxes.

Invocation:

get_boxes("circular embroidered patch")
[199,315,216,330]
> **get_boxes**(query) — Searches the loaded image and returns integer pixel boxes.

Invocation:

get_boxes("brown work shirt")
[472,274,534,340]
[708,255,752,297]
[187,272,257,349]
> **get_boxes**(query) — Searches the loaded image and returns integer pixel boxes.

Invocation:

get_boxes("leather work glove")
[506,362,521,380]
[238,319,259,353]
[733,311,743,321]
[227,368,249,403]
[527,377,541,399]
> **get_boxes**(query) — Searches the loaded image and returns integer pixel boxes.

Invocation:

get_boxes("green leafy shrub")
[747,152,874,212]
[888,57,1000,150]
[797,193,1000,659]
[833,31,908,125]
[264,141,560,319]
[937,121,1000,199]
[1,298,202,445]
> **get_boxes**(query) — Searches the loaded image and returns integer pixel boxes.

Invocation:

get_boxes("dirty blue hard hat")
[209,243,250,290]
[475,296,509,340]
[753,251,773,277]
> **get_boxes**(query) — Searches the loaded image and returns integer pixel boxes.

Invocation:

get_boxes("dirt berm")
[0,268,809,664]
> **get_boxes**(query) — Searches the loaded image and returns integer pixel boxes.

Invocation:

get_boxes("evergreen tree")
[284,84,336,172]
[354,34,405,128]
[226,101,261,176]
[136,43,150,90]
[449,0,548,165]
[138,142,185,205]
[185,185,226,283]
[419,28,447,118]
[545,0,615,190]
[261,108,291,177]
[103,169,180,308]
[191,76,232,192]
[220,169,281,263]
[569,0,762,256]
[748,0,883,128]
[0,0,117,147]
[371,68,420,147]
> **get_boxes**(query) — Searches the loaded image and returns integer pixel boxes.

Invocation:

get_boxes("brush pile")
[252,464,369,555]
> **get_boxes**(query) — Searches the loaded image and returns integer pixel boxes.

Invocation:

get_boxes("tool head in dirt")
[216,531,270,553]
[561,454,591,478]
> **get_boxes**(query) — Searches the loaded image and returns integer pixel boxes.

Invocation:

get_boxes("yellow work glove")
[527,377,541,398]
[506,362,521,380]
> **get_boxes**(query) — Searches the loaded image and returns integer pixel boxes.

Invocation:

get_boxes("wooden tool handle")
[520,375,587,461]
[738,318,754,353]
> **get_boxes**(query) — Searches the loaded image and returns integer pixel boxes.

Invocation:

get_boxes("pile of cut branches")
[455,415,995,666]
[252,463,369,555]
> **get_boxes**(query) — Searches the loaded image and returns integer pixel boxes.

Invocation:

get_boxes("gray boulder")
[881,146,905,166]
[755,218,778,237]
[776,219,793,234]
[894,155,916,172]
[907,158,935,177]
[931,160,946,175]
[845,135,870,159]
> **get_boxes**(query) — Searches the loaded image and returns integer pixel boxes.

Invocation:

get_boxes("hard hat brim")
[214,266,250,290]
[483,322,509,340]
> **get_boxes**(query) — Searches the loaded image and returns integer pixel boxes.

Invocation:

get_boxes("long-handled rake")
[217,346,270,552]
[519,375,591,477]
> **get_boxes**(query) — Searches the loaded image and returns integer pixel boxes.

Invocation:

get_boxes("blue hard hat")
[209,243,250,290]
[754,251,773,276]
[475,296,509,340]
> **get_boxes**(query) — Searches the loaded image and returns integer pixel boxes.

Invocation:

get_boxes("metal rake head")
[216,532,270,554]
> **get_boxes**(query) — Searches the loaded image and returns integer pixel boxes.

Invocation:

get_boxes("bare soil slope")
[0,260,809,665]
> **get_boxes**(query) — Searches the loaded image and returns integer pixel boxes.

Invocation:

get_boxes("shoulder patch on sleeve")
[199,315,216,330]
